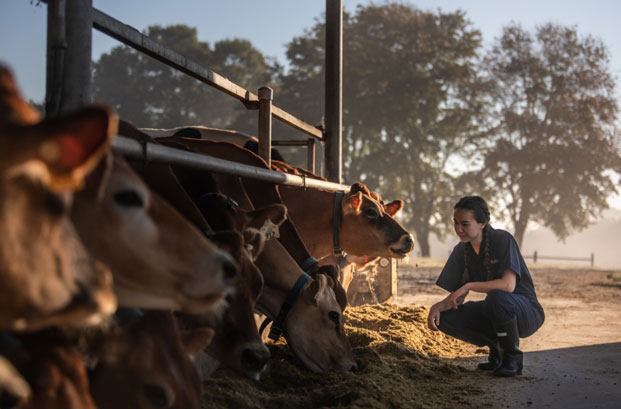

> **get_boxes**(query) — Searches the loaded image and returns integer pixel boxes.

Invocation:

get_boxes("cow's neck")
[283,188,336,258]
[254,240,307,318]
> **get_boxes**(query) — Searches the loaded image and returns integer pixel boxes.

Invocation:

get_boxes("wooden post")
[60,0,93,112]
[590,253,594,267]
[45,0,66,116]
[325,0,343,183]
[258,86,273,167]
[307,138,316,173]
[533,250,538,264]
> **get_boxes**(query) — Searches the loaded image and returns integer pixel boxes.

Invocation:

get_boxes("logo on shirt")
[490,259,499,264]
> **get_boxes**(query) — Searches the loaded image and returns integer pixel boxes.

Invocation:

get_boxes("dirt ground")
[201,262,621,409]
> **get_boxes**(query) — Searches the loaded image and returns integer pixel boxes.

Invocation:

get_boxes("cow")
[118,121,275,381]
[6,339,96,409]
[89,310,209,409]
[278,181,414,259]
[70,151,238,314]
[0,65,117,332]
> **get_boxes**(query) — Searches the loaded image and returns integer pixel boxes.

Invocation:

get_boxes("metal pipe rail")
[91,8,323,141]
[113,136,350,193]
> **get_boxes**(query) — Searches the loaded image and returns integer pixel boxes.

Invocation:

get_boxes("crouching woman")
[427,196,544,377]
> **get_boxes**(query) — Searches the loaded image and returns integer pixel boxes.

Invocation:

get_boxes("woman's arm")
[447,269,517,310]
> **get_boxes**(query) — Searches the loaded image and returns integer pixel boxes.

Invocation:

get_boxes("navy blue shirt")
[436,227,543,315]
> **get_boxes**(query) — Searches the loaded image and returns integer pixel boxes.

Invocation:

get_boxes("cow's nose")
[347,362,358,372]
[241,344,270,376]
[402,234,414,251]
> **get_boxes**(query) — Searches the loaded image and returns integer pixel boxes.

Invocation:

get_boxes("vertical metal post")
[46,0,66,116]
[307,138,316,173]
[325,0,343,183]
[258,86,273,167]
[60,0,93,112]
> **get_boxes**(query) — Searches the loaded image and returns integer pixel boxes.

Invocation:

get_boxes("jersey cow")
[118,121,274,381]
[0,65,116,332]
[89,311,209,409]
[70,151,237,314]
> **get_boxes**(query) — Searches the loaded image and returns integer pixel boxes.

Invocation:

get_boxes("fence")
[43,0,345,186]
[524,251,595,267]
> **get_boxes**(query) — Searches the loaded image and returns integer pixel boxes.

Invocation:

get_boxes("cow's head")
[341,183,414,258]
[0,65,116,331]
[70,154,238,314]
[90,311,208,409]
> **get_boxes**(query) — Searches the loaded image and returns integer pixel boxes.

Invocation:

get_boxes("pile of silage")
[202,304,485,409]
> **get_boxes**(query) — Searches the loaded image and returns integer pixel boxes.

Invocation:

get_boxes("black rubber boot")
[493,317,523,377]
[477,339,502,371]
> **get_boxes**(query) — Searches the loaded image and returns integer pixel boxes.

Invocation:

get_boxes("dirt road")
[397,264,621,409]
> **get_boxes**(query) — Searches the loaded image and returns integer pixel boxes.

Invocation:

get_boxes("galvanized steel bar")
[113,136,350,193]
[92,8,323,140]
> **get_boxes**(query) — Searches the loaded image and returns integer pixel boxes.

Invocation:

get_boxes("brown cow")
[118,121,274,380]
[0,65,116,331]
[70,151,237,313]
[89,310,210,409]
[7,340,96,409]
[279,181,414,259]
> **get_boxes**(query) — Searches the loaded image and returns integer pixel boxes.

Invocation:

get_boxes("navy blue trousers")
[438,290,544,347]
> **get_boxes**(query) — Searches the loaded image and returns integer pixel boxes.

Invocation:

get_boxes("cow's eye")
[364,208,379,219]
[113,190,144,207]
[328,311,340,325]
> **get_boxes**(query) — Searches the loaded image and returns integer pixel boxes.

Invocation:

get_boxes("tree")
[92,24,277,130]
[278,3,487,256]
[480,23,621,246]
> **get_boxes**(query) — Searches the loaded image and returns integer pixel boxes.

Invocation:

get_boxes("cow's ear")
[242,228,265,260]
[343,191,363,215]
[37,106,116,191]
[384,199,403,216]
[248,203,287,228]
[181,328,215,357]
[303,278,321,306]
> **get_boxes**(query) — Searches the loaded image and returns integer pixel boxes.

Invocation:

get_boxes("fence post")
[258,87,273,167]
[590,253,594,267]
[325,0,343,183]
[307,138,316,173]
[533,250,538,264]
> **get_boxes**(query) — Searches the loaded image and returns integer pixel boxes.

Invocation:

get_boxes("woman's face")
[453,208,486,244]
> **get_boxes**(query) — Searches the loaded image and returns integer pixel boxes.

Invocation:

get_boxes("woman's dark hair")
[454,196,493,283]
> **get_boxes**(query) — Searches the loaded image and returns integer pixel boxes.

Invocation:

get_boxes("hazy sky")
[1,0,620,211]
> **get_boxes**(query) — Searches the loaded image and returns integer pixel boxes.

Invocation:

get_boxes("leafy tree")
[92,24,276,130]
[278,3,487,256]
[480,23,621,246]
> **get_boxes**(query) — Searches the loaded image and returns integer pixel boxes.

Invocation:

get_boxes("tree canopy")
[91,24,276,130]
[479,23,621,245]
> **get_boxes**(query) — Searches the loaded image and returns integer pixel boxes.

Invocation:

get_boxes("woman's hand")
[427,304,441,331]
[447,283,470,310]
